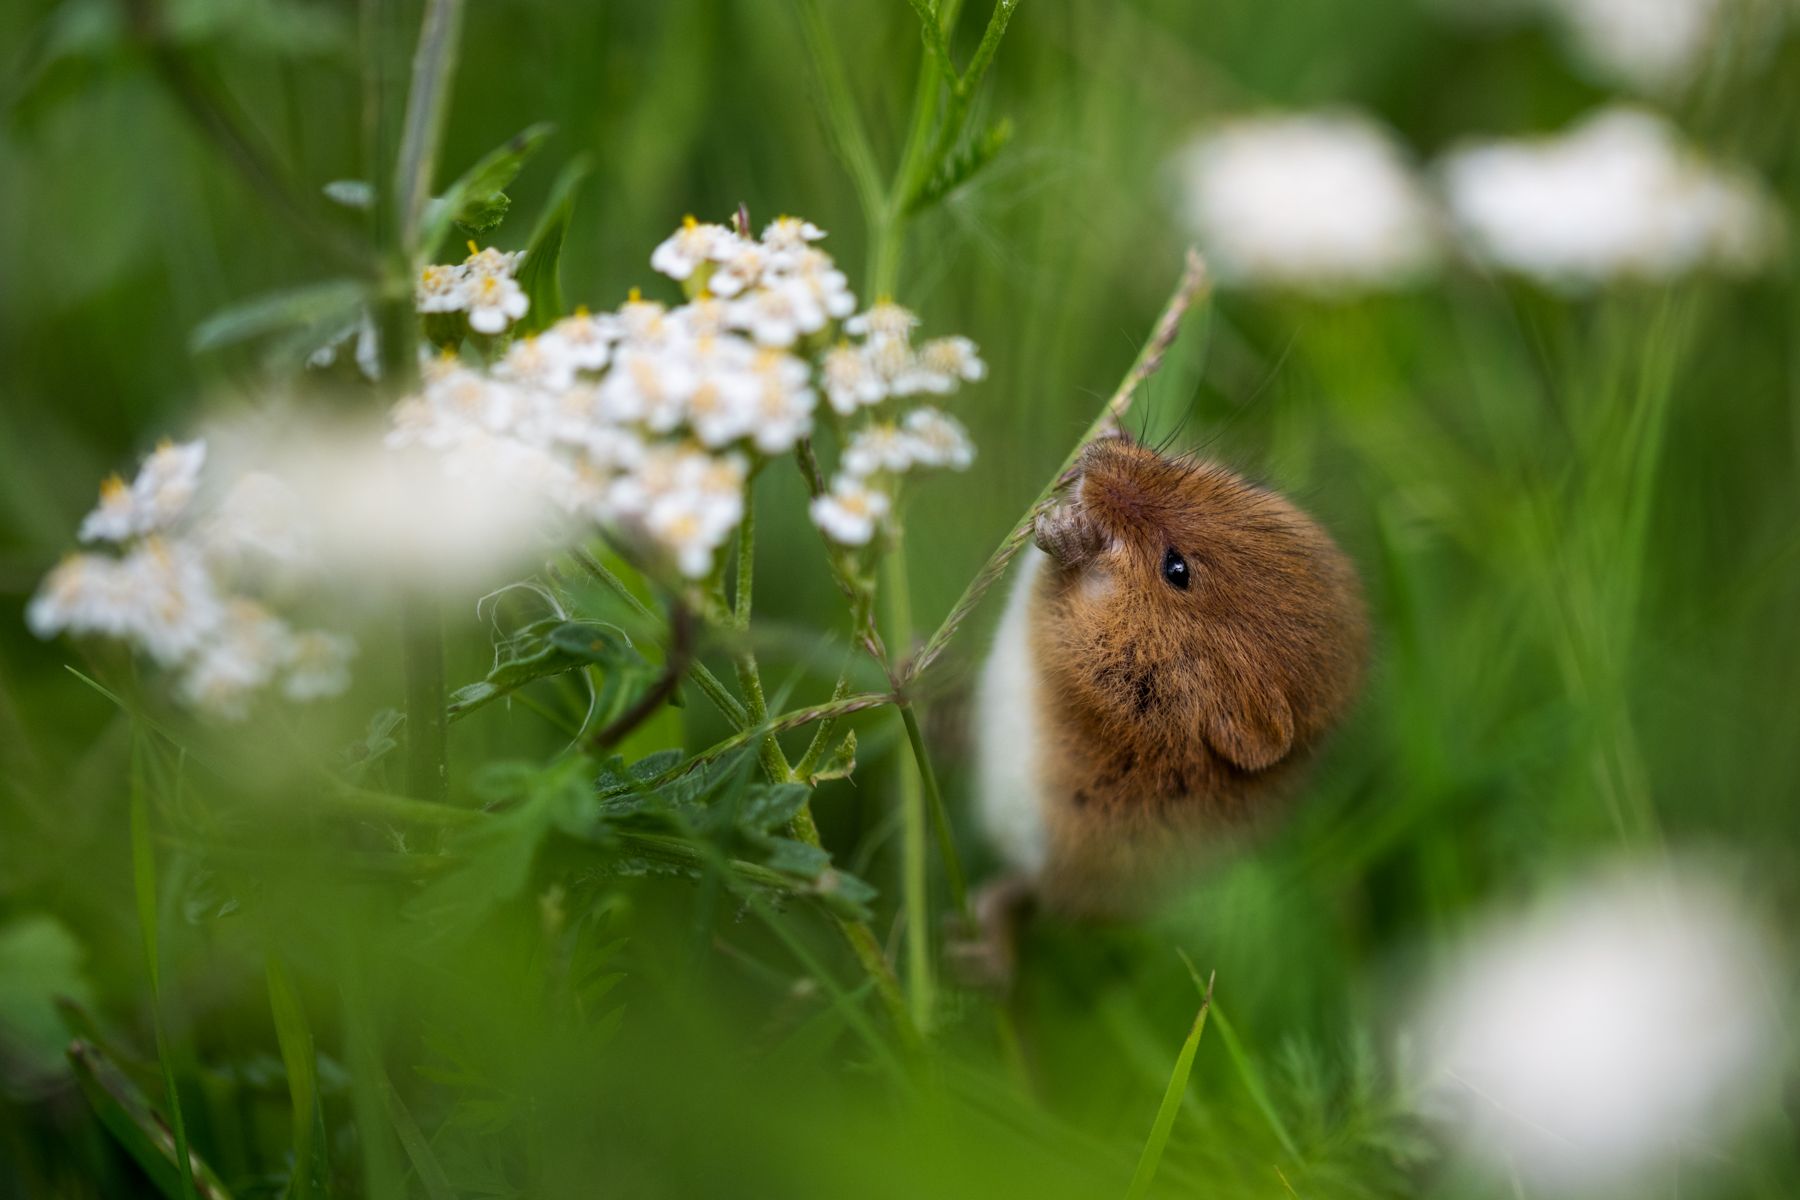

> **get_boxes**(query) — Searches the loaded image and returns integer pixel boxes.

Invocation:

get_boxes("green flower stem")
[729,483,797,785]
[899,701,968,918]
[400,598,448,803]
[792,673,851,780]
[881,548,934,1031]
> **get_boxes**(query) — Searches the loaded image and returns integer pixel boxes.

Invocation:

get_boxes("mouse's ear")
[1202,670,1294,772]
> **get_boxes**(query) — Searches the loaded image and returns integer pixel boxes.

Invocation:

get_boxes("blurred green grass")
[2,0,1798,1196]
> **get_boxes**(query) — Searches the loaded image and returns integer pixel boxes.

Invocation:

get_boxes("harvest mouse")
[973,433,1367,926]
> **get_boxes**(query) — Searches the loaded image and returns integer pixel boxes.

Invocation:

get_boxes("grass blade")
[514,154,592,333]
[266,957,321,1200]
[68,1039,232,1200]
[1124,968,1214,1200]
[131,729,200,1200]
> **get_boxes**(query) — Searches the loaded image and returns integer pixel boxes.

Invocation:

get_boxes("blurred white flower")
[1172,112,1441,294]
[761,215,827,254]
[79,439,207,543]
[120,538,229,667]
[200,472,314,575]
[708,238,773,299]
[1412,861,1779,1194]
[281,629,358,702]
[176,599,291,720]
[26,554,142,643]
[845,300,920,340]
[747,352,817,455]
[728,279,814,347]
[413,244,530,334]
[810,475,890,546]
[902,407,975,470]
[821,342,887,415]
[842,423,916,479]
[548,311,618,371]
[904,335,987,395]
[1547,0,1722,90]
[650,216,733,281]
[1440,106,1786,289]
[465,271,530,335]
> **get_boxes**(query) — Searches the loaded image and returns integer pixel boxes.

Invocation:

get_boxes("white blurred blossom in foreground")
[1170,112,1441,294]
[389,215,982,570]
[1411,861,1779,1193]
[28,440,356,721]
[1547,0,1723,89]
[1440,106,1785,289]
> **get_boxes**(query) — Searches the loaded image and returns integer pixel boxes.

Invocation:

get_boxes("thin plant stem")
[905,248,1211,684]
[729,484,796,783]
[882,548,933,1030]
[393,0,465,251]
[568,546,749,730]
[899,702,968,918]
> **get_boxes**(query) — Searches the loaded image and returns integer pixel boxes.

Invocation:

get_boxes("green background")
[2,1,1796,1196]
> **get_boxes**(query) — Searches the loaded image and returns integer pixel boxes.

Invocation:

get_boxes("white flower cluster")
[416,243,530,335]
[388,215,982,571]
[28,441,356,720]
[1171,113,1442,295]
[1171,105,1785,295]
[1441,105,1786,290]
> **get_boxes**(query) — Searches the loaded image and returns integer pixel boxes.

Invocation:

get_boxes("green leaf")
[1125,965,1215,1200]
[265,958,320,1200]
[382,1072,455,1200]
[340,708,404,781]
[514,155,593,334]
[421,122,554,256]
[188,279,366,355]
[807,730,857,784]
[68,1039,233,1200]
[403,758,597,927]
[906,116,1014,215]
[448,619,642,721]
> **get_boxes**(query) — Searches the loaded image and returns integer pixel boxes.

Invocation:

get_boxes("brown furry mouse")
[974,434,1367,919]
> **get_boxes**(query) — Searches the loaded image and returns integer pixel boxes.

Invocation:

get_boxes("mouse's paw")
[945,874,1037,993]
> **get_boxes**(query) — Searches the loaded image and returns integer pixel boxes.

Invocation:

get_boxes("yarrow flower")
[809,475,891,547]
[384,213,981,576]
[1440,106,1786,290]
[413,242,530,335]
[1171,111,1441,294]
[29,440,357,720]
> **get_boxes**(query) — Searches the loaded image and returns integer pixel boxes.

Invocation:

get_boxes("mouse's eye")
[1161,547,1190,590]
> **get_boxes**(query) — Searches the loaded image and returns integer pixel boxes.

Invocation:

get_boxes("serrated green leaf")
[422,122,554,258]
[514,155,592,334]
[907,116,1014,215]
[189,279,366,355]
[762,837,831,878]
[739,782,811,835]
[454,192,512,235]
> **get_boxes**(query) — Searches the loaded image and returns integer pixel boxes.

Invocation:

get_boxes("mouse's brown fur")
[1024,435,1367,914]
